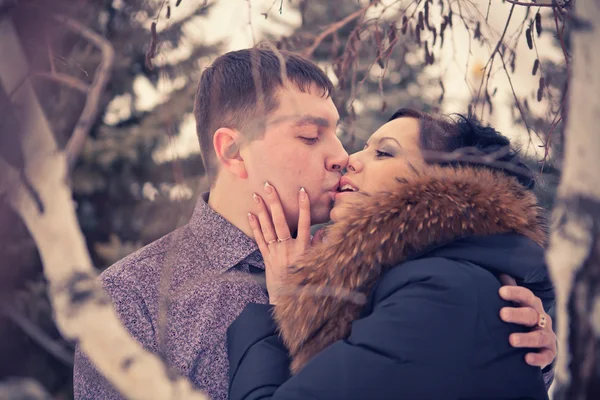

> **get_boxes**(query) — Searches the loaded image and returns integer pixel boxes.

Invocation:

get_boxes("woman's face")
[330,117,424,222]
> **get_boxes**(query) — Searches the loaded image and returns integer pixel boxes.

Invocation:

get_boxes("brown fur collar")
[274,166,546,373]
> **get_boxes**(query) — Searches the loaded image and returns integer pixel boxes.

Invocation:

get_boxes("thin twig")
[262,0,280,18]
[454,1,477,101]
[302,4,371,59]
[505,0,560,8]
[508,8,530,52]
[246,0,256,45]
[484,4,515,72]
[46,41,56,74]
[498,50,538,142]
[542,113,563,161]
[541,87,569,162]
[1,305,74,367]
[472,3,516,117]
[554,8,570,78]
[33,71,89,93]
[0,378,51,400]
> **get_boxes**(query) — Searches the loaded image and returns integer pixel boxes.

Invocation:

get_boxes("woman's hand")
[498,274,557,369]
[248,182,312,305]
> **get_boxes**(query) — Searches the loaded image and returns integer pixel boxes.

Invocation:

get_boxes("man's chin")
[329,205,341,223]
[311,203,334,225]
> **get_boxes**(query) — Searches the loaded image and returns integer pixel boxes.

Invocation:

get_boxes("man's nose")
[327,137,349,172]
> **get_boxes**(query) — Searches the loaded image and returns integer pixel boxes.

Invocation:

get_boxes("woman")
[228,109,554,399]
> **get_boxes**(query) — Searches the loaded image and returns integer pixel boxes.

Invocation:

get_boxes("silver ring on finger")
[277,236,292,243]
[267,239,277,245]
[537,313,547,329]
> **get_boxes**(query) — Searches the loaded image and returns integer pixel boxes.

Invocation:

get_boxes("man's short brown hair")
[193,48,334,183]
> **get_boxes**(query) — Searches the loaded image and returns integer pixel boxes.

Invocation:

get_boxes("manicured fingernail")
[299,187,307,201]
[252,193,260,204]
[247,213,254,222]
[264,182,273,194]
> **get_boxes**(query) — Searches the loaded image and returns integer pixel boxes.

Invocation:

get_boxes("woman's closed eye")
[376,149,393,158]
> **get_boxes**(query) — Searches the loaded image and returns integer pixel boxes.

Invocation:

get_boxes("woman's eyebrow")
[368,136,402,147]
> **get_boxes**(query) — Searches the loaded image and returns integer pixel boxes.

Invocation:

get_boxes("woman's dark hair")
[388,108,535,189]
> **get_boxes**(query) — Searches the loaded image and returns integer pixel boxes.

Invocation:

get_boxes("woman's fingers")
[509,329,556,352]
[499,285,545,315]
[296,187,311,246]
[263,182,292,242]
[500,307,539,328]
[525,349,555,369]
[247,213,269,256]
[252,192,277,244]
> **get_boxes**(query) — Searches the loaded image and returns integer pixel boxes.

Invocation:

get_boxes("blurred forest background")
[0,0,568,398]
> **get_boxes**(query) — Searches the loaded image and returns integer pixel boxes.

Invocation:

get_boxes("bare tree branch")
[46,40,56,75]
[33,71,89,93]
[53,15,115,170]
[485,3,516,70]
[302,4,371,59]
[553,7,570,78]
[498,50,536,139]
[0,16,208,400]
[0,378,52,400]
[1,305,74,367]
[545,1,600,396]
[246,0,256,45]
[505,0,563,8]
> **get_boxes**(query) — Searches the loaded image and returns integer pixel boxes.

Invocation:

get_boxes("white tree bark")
[0,17,207,400]
[545,0,600,398]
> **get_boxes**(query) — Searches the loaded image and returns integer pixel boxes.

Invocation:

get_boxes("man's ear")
[213,127,248,179]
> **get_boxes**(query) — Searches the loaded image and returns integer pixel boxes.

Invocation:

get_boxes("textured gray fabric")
[73,194,268,400]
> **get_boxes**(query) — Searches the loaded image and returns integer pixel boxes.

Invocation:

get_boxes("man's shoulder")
[100,225,196,287]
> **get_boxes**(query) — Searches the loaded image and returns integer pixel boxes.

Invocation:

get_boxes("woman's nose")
[347,154,362,173]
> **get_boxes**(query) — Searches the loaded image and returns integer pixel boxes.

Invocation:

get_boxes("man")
[73,48,556,399]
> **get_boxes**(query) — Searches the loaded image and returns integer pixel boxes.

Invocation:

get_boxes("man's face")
[240,84,348,229]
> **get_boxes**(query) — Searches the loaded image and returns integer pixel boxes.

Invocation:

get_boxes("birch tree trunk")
[0,16,207,400]
[546,1,600,398]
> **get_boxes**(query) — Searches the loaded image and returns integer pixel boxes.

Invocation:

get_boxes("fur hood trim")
[274,166,546,373]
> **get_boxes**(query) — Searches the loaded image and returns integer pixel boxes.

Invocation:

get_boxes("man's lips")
[326,182,340,201]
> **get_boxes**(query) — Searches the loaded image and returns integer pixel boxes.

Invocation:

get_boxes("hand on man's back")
[498,274,557,369]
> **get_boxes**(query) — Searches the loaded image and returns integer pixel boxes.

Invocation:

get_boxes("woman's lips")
[334,191,358,201]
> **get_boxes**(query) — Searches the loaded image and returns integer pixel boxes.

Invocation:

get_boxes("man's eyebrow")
[268,115,339,128]
[294,115,336,128]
